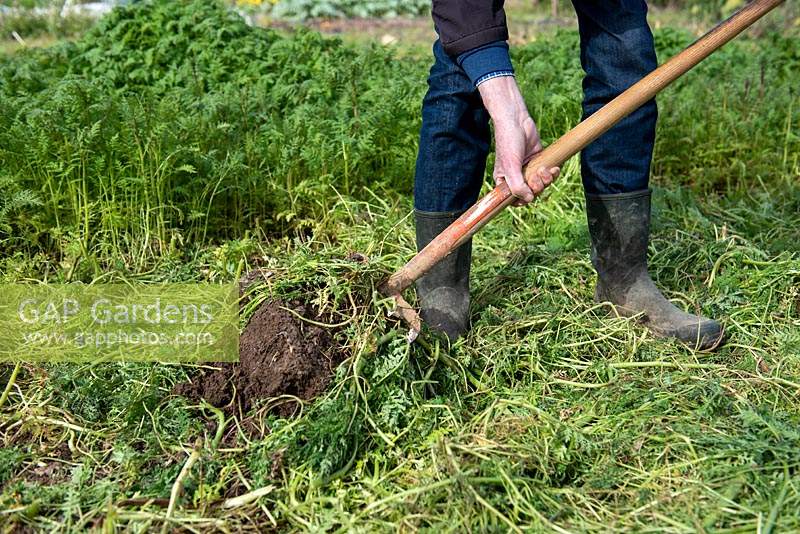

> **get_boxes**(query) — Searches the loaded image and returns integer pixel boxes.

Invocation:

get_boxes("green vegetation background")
[0,0,798,531]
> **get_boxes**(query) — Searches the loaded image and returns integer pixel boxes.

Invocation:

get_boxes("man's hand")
[478,76,560,206]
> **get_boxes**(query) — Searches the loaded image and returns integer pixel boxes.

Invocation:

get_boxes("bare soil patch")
[175,299,345,417]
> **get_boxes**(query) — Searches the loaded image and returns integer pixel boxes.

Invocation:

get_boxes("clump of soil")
[175,300,344,417]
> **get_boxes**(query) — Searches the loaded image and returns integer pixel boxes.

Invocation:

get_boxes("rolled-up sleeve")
[432,0,509,57]
[457,41,514,86]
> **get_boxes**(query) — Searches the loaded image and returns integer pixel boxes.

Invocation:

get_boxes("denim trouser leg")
[414,40,491,213]
[573,0,658,195]
[414,3,657,209]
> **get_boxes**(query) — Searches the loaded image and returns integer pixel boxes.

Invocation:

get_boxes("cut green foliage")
[0,1,798,532]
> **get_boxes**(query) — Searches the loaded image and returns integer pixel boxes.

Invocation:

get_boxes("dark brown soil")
[22,460,71,485]
[174,300,344,417]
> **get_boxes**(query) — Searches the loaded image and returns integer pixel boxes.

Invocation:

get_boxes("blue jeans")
[414,0,658,212]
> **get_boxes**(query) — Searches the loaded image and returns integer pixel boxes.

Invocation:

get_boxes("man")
[414,0,723,349]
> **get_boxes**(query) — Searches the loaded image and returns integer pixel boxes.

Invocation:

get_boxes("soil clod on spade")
[175,299,344,417]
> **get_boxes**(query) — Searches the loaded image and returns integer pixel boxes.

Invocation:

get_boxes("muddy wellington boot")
[586,190,724,350]
[415,210,471,340]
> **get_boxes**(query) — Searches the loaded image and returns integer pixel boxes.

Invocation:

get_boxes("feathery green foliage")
[0,1,798,532]
[0,0,424,273]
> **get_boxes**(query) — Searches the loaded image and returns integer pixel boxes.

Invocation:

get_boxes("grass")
[0,0,799,531]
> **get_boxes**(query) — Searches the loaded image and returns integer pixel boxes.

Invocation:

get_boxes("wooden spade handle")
[381,0,783,297]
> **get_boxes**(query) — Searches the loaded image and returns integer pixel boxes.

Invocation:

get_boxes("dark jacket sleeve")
[432,0,509,56]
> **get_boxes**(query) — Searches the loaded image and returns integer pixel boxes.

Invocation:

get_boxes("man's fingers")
[515,166,561,196]
[528,174,546,194]
[504,173,534,204]
[537,166,560,186]
[502,165,561,206]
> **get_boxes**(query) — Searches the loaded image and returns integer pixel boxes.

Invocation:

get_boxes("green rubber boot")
[415,210,471,340]
[586,190,724,350]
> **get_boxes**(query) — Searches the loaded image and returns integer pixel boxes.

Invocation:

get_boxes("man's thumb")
[505,170,534,202]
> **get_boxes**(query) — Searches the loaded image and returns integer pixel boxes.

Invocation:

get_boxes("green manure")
[0,1,798,531]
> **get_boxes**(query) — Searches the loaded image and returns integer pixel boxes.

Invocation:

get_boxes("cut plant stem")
[0,363,21,410]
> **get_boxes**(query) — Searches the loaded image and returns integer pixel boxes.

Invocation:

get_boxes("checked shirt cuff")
[475,70,515,87]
